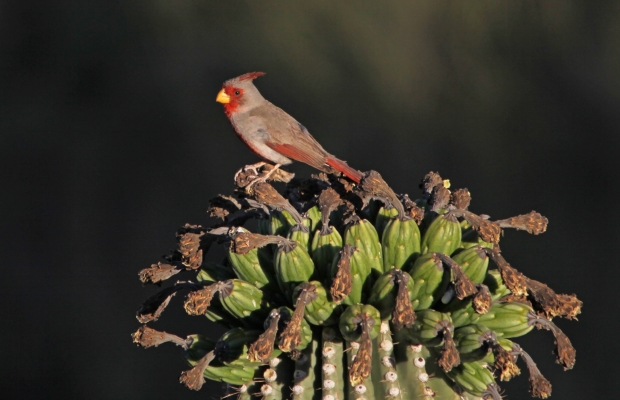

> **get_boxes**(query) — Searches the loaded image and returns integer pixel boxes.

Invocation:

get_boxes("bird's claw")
[234,163,283,192]
[243,175,268,192]
[234,162,267,183]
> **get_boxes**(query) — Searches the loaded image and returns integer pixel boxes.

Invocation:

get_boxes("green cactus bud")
[408,309,461,373]
[228,244,277,291]
[247,309,281,363]
[474,336,521,382]
[344,218,383,278]
[420,213,462,256]
[279,286,315,353]
[185,334,215,362]
[330,243,372,306]
[277,306,312,352]
[287,218,312,251]
[460,227,494,250]
[305,205,322,234]
[453,324,494,363]
[478,337,514,366]
[483,270,512,301]
[406,252,449,310]
[329,244,356,304]
[310,225,343,280]
[447,361,498,397]
[219,279,270,326]
[185,334,258,386]
[274,240,316,301]
[269,210,296,236]
[203,298,238,328]
[476,301,534,338]
[339,304,381,342]
[374,205,399,239]
[451,246,489,284]
[423,347,470,400]
[439,295,482,328]
[215,327,261,363]
[418,206,441,234]
[381,217,421,271]
[406,309,453,347]
[292,281,338,326]
[368,269,416,325]
[196,262,236,283]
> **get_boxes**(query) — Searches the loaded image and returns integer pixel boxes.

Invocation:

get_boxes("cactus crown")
[132,168,581,400]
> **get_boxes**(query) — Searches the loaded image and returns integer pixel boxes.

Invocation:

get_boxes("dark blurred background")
[2,1,618,398]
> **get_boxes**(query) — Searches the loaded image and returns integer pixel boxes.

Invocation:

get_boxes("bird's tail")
[326,157,364,184]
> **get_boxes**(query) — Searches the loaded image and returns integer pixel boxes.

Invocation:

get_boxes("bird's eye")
[234,90,241,96]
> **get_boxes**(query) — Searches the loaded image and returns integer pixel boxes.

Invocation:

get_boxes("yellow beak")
[216,89,231,104]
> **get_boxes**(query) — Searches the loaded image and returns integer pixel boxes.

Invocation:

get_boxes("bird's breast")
[229,114,292,165]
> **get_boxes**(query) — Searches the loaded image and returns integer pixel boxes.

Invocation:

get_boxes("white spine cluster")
[322,363,336,375]
[260,384,273,396]
[380,339,393,352]
[384,371,398,382]
[354,384,367,394]
[263,368,277,383]
[381,356,395,368]
[323,380,336,390]
[322,346,335,359]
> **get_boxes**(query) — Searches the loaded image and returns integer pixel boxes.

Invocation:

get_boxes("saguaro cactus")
[132,169,581,399]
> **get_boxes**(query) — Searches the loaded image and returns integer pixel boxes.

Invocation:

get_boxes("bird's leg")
[234,162,267,182]
[245,164,282,190]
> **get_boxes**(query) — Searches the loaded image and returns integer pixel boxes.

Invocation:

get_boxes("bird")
[216,72,363,185]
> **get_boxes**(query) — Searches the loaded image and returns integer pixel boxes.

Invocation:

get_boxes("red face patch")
[222,86,244,116]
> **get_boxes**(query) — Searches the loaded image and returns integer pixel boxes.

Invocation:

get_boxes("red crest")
[236,72,265,82]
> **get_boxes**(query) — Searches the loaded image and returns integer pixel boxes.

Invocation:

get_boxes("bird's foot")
[234,162,267,183]
[234,163,295,190]
[243,164,282,191]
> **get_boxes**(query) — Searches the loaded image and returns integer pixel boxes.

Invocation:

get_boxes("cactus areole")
[132,168,581,400]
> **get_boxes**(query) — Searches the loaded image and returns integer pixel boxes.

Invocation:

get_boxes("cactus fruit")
[133,170,581,399]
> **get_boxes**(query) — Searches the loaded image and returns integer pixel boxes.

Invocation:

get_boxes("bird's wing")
[249,102,331,170]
